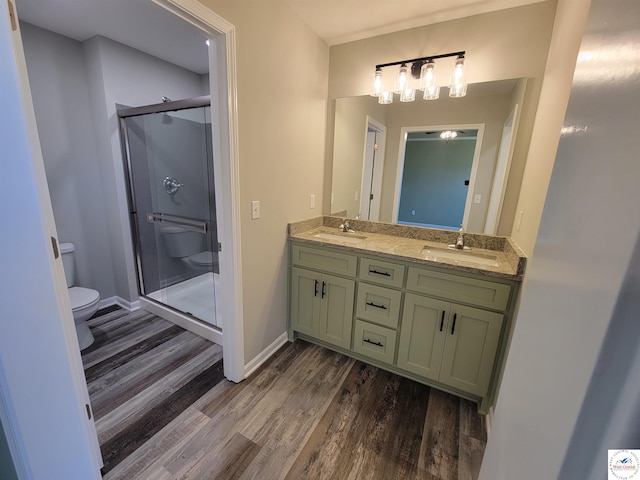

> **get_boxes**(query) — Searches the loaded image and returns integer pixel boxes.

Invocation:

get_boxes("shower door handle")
[146,212,210,234]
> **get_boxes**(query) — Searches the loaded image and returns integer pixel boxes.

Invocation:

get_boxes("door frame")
[359,116,386,221]
[392,123,485,230]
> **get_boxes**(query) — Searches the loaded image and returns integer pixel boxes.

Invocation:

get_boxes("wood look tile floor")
[83,308,486,479]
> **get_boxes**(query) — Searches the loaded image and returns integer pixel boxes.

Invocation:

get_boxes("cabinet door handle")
[363,338,383,347]
[451,313,457,335]
[321,281,326,298]
[314,279,319,297]
[440,311,445,332]
[369,268,391,277]
[366,301,387,310]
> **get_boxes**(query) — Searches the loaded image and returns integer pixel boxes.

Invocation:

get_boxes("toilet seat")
[68,286,100,311]
[187,250,214,267]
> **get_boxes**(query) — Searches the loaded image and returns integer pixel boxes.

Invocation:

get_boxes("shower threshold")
[147,272,219,328]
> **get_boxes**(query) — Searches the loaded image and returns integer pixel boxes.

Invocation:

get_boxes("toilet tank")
[161,227,205,258]
[59,242,76,288]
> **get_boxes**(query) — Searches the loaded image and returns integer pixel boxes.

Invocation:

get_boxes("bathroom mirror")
[329,78,528,234]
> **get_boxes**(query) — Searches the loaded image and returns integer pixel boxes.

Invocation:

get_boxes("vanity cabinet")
[397,293,503,396]
[290,245,356,350]
[289,240,518,412]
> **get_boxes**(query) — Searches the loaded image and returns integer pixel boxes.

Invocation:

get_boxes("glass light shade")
[419,60,436,91]
[423,85,440,100]
[449,57,467,98]
[394,63,409,94]
[440,130,458,140]
[378,91,393,104]
[400,88,415,102]
[371,68,384,97]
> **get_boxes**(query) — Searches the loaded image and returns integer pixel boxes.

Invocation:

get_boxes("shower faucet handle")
[163,176,184,195]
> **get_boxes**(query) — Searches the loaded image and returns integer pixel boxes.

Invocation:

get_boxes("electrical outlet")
[354,190,359,201]
[310,194,316,209]
[251,200,260,220]
[411,210,416,216]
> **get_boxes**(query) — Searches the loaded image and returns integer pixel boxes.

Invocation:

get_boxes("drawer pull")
[314,279,319,297]
[451,313,457,335]
[366,301,387,310]
[322,281,326,298]
[369,268,391,277]
[440,311,445,332]
[363,338,383,347]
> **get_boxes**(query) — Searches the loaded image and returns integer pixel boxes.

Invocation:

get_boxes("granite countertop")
[288,216,527,281]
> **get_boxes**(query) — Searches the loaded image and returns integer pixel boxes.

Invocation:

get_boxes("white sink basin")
[421,246,500,267]
[314,231,367,244]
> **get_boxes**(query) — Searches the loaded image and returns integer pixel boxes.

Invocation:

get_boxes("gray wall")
[20,23,209,304]
[20,22,115,298]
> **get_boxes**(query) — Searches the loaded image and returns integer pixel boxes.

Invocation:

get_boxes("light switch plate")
[310,194,316,209]
[474,194,482,204]
[251,200,260,219]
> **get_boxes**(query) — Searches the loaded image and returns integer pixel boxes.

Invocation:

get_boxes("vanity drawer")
[291,244,357,277]
[406,267,511,311]
[355,283,402,329]
[359,257,405,288]
[353,320,397,365]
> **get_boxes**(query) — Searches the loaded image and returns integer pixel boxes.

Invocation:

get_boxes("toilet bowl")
[161,227,216,272]
[60,243,99,350]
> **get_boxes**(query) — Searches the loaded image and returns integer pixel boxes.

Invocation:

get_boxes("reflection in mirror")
[395,127,482,230]
[330,78,527,234]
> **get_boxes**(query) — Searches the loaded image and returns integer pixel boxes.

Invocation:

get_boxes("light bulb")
[394,63,408,94]
[419,60,436,91]
[371,67,383,97]
[449,56,467,98]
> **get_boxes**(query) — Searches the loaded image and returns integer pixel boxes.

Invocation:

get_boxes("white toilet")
[161,227,216,272]
[60,243,99,350]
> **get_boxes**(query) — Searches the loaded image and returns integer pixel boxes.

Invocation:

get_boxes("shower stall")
[118,96,220,330]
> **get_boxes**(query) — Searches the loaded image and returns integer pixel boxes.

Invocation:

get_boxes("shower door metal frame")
[117,95,215,312]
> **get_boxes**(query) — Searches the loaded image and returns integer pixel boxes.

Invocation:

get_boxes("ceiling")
[14,0,546,75]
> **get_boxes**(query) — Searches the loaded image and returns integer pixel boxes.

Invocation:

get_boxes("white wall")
[479,0,640,477]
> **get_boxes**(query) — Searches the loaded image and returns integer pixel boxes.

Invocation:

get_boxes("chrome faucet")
[455,225,465,249]
[339,219,355,233]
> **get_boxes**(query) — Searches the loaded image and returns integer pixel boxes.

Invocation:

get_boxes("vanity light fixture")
[373,51,467,104]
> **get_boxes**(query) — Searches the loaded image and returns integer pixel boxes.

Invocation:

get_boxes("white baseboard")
[486,406,494,436]
[139,297,223,346]
[99,296,140,312]
[244,332,289,378]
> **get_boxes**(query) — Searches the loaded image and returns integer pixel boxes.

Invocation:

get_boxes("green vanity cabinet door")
[438,304,503,397]
[291,267,321,337]
[291,266,354,350]
[397,293,450,382]
[317,273,355,349]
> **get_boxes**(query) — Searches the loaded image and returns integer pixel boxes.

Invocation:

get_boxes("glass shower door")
[120,100,219,328]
